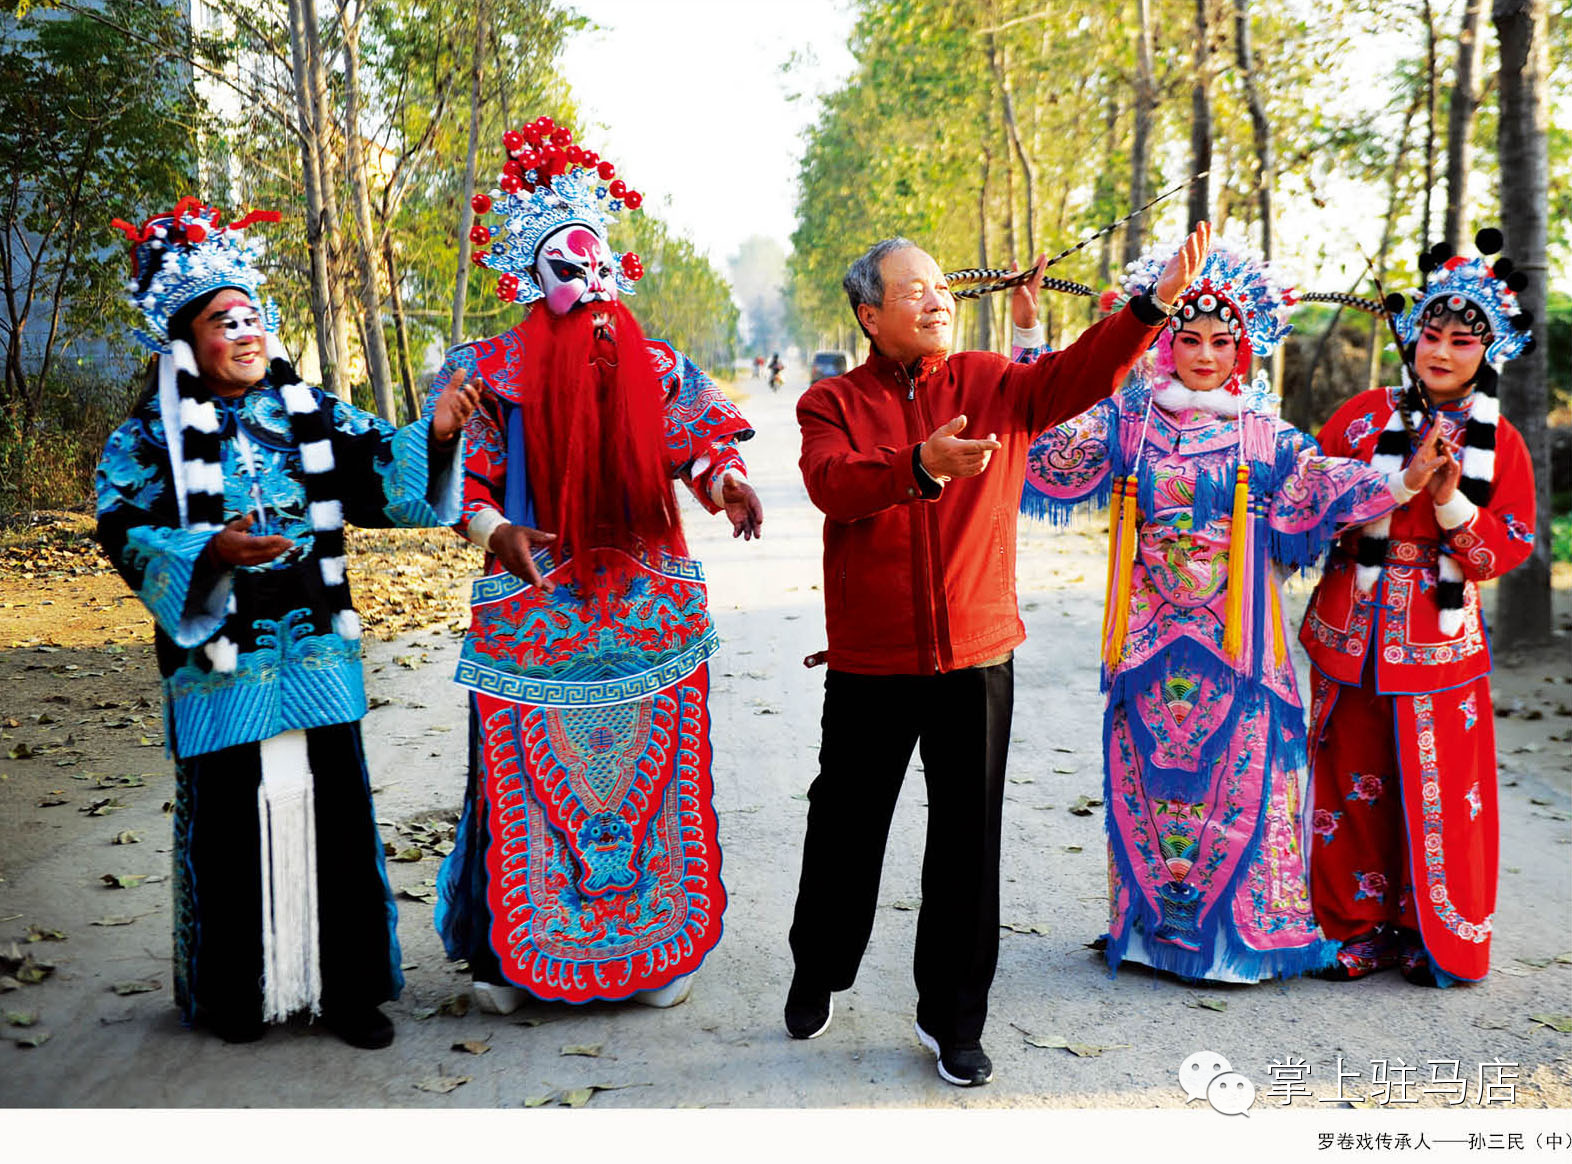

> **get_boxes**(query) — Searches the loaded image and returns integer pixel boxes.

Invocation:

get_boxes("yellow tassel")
[1103,475,1139,667]
[1222,464,1249,663]
[1100,477,1124,652]
[1267,568,1288,669]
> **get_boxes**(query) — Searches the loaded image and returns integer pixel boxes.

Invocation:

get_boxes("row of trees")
[786,0,1565,644]
[0,0,740,477]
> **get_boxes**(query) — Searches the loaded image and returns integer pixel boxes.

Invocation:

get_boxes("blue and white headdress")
[465,115,645,306]
[1394,228,1534,371]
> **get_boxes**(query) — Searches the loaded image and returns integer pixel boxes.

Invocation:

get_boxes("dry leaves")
[413,1075,471,1094]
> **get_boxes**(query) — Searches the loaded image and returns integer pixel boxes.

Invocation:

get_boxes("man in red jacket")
[783,225,1211,1086]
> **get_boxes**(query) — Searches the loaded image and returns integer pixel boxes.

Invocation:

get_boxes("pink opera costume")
[1019,241,1403,982]
[426,117,758,1009]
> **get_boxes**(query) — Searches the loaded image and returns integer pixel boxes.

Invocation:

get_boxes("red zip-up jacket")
[799,299,1165,675]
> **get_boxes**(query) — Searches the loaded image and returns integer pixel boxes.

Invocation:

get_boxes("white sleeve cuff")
[1012,323,1046,350]
[1433,492,1479,530]
[1387,469,1418,505]
[465,506,507,551]
[709,468,747,509]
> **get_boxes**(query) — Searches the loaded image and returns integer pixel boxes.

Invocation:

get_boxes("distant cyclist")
[768,352,784,390]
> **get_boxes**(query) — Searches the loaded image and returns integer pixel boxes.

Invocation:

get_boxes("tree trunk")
[340,0,396,421]
[1188,0,1211,228]
[1421,0,1439,245]
[1367,88,1422,392]
[988,35,1035,259]
[1492,0,1551,647]
[975,147,992,354]
[451,1,488,349]
[1444,0,1486,250]
[1233,0,1279,389]
[304,0,351,388]
[384,233,418,421]
[1124,0,1155,264]
[286,0,338,395]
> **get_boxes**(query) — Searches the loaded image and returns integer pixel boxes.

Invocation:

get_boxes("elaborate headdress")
[467,116,645,306]
[112,197,282,353]
[111,199,360,659]
[1349,228,1535,635]
[1114,236,1297,378]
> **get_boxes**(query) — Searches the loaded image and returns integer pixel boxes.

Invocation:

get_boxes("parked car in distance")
[810,350,852,383]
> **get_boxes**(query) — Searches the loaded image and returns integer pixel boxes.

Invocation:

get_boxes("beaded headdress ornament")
[466,116,645,306]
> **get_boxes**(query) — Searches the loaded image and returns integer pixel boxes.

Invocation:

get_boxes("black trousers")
[787,660,1013,1045]
[175,723,400,1024]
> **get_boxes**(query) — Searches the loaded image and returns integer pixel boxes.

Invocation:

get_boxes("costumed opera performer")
[1300,230,1538,987]
[1019,237,1448,984]
[96,199,479,1047]
[783,223,1210,1087]
[426,116,763,1014]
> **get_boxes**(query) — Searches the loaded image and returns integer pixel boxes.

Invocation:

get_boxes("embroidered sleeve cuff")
[911,445,945,499]
[1011,323,1046,350]
[1129,293,1167,327]
[1433,492,1479,530]
[1387,469,1419,505]
[465,506,507,552]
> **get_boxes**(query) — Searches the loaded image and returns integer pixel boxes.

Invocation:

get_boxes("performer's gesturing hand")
[431,368,481,445]
[208,514,294,567]
[1012,253,1048,330]
[1401,432,1452,494]
[1421,435,1464,504]
[920,415,1001,482]
[490,522,558,593]
[721,475,764,541]
[1153,220,1213,307]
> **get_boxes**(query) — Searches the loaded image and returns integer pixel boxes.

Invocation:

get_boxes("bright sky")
[559,0,858,269]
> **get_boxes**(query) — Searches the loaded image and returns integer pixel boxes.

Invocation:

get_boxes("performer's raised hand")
[1154,220,1212,308]
[432,367,482,445]
[490,522,558,593]
[1423,438,1463,505]
[1011,253,1047,330]
[721,475,764,541]
[920,415,1001,481]
[208,513,294,567]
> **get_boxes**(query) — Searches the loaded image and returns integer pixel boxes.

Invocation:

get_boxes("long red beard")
[518,300,685,563]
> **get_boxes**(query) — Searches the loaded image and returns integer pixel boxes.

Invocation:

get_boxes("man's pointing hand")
[920,415,1001,482]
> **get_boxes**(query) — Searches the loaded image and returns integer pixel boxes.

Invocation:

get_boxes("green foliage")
[617,212,739,376]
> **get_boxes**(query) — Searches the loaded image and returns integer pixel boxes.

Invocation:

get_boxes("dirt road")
[3,367,1570,1111]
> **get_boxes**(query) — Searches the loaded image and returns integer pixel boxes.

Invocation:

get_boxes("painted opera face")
[534,224,618,316]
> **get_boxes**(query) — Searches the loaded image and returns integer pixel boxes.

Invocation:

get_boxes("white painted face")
[534,224,617,316]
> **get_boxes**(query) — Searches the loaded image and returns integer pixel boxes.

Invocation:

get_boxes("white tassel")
[1355,515,1390,595]
[266,331,288,363]
[319,555,347,587]
[185,460,225,496]
[157,354,190,529]
[257,731,322,1023]
[204,635,239,673]
[171,338,198,377]
[179,396,220,434]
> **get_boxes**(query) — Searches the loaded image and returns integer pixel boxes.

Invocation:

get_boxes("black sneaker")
[323,1005,395,1050]
[783,978,833,1040]
[915,1021,994,1087]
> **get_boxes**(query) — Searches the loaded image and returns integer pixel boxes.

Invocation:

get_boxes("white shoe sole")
[633,974,694,1009]
[471,981,524,1016]
[786,996,833,1039]
[914,1021,994,1086]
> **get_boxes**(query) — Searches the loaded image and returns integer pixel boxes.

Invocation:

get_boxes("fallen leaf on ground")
[560,1088,596,1108]
[1064,845,1083,853]
[452,1040,491,1055]
[0,977,20,992]
[101,873,148,890]
[90,916,136,927]
[1529,1013,1572,1033]
[1000,922,1051,936]
[1556,953,1572,965]
[111,831,141,846]
[24,926,64,943]
[111,979,160,995]
[10,1029,50,1047]
[561,1043,604,1057]
[37,793,67,807]
[436,994,470,1018]
[1068,794,1104,816]
[5,1010,38,1026]
[890,900,920,911]
[1186,997,1227,1012]
[524,1093,556,1107]
[1517,956,1555,969]
[14,960,52,985]
[413,1075,470,1094]
[390,847,424,863]
[1052,765,1077,775]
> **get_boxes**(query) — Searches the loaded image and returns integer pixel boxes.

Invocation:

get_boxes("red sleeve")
[1010,303,1162,436]
[1313,390,1378,458]
[1440,418,1537,583]
[797,384,933,524]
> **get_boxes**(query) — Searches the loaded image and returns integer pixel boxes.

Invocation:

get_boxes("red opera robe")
[1300,385,1537,983]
